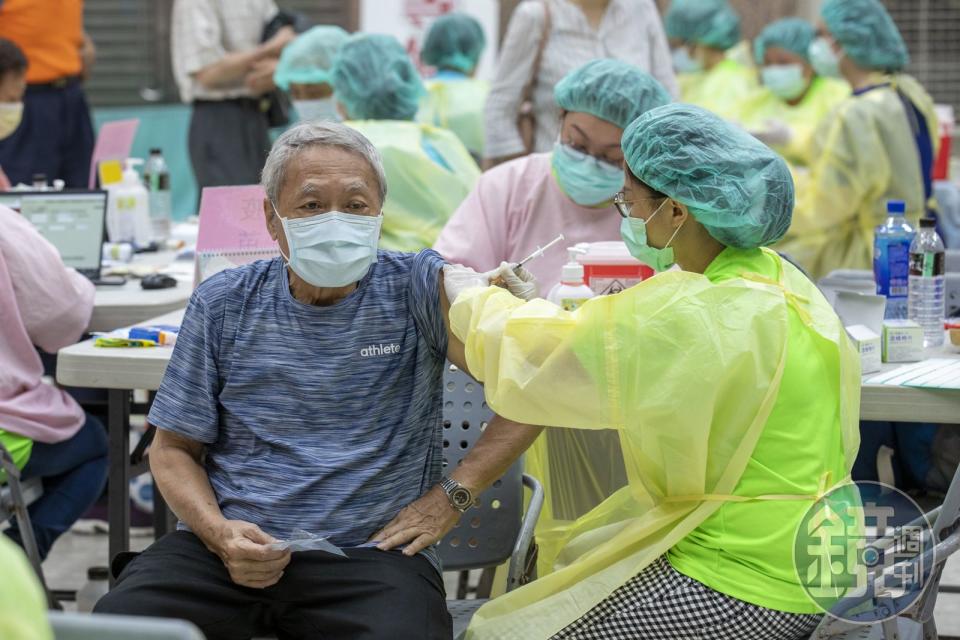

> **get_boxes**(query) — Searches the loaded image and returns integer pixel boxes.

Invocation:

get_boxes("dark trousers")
[0,78,95,188]
[95,531,452,640]
[189,99,270,190]
[4,413,108,559]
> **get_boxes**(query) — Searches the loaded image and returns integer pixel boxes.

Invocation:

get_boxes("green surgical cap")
[274,26,349,91]
[554,59,671,130]
[420,12,486,74]
[822,0,909,71]
[622,104,794,249]
[754,18,816,65]
[331,34,424,121]
[664,0,741,50]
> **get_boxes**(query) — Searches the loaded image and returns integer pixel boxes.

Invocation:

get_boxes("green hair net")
[420,12,486,74]
[754,18,816,65]
[274,26,349,91]
[822,0,909,71]
[554,59,671,130]
[622,104,794,249]
[664,0,741,50]
[331,34,424,121]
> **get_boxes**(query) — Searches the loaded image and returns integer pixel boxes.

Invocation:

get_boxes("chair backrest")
[49,611,206,640]
[437,363,525,571]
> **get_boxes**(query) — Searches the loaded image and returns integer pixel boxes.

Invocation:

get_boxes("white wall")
[359,0,500,81]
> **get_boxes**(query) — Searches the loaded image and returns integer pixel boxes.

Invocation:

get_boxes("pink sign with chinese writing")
[87,119,140,188]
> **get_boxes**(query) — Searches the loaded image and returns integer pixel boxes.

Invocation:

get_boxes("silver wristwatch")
[440,476,477,513]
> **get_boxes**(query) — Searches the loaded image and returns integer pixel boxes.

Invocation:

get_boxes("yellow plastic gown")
[778,73,938,279]
[344,120,480,252]
[417,78,488,159]
[679,59,758,121]
[450,248,860,639]
[739,77,850,166]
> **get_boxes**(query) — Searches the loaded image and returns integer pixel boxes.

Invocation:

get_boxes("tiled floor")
[41,529,960,635]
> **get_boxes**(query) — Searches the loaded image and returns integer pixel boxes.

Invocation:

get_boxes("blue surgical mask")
[808,38,842,79]
[761,64,808,101]
[273,205,382,288]
[671,47,702,73]
[551,142,624,207]
[293,98,342,123]
[619,199,685,272]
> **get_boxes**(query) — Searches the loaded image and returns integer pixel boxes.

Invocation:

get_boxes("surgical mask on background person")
[671,47,702,74]
[551,142,624,207]
[0,103,23,139]
[761,64,808,101]
[619,199,685,272]
[273,205,382,288]
[808,38,842,79]
[293,98,342,123]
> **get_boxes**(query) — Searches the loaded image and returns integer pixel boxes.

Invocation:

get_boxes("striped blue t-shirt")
[148,250,448,567]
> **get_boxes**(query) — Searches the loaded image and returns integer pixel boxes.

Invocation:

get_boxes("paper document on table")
[268,529,348,556]
[195,185,280,285]
[88,119,140,188]
[864,358,960,389]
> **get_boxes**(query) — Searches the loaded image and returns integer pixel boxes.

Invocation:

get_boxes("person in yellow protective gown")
[778,0,938,280]
[663,0,756,120]
[740,18,849,167]
[0,535,52,640]
[443,104,861,639]
[417,12,488,161]
[331,33,480,252]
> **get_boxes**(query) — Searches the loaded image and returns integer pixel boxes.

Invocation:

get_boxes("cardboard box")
[882,320,923,363]
[846,324,882,373]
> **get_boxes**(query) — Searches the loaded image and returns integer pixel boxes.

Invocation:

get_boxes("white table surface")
[89,251,193,333]
[860,341,960,424]
[60,308,960,425]
[59,309,184,390]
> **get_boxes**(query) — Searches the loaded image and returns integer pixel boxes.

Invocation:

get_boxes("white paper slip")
[865,358,960,389]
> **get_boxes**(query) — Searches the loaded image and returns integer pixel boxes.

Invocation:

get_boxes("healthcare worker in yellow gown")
[331,33,480,252]
[741,18,849,167]
[444,104,861,639]
[664,0,756,120]
[778,0,938,280]
[416,12,488,161]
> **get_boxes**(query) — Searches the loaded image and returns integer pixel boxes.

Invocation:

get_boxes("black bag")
[260,10,313,128]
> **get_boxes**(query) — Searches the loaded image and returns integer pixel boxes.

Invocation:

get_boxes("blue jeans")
[5,414,108,559]
[852,420,937,490]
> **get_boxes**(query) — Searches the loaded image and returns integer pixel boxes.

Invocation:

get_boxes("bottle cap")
[887,200,906,214]
[88,566,110,580]
[561,261,584,284]
[919,218,936,228]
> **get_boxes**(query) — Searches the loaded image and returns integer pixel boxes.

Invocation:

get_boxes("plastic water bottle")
[143,148,172,241]
[908,218,946,348]
[76,566,110,612]
[874,200,915,319]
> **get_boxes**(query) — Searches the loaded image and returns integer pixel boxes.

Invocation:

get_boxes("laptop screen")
[17,192,107,273]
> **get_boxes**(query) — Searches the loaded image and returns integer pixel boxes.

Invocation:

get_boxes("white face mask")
[293,98,342,123]
[0,102,23,140]
[273,204,382,288]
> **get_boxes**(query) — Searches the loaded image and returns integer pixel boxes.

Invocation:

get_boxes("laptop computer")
[3,190,123,285]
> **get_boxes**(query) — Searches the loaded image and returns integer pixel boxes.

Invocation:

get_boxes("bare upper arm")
[151,427,205,464]
[439,270,471,373]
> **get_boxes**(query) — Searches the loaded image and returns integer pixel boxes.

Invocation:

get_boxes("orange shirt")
[0,0,83,84]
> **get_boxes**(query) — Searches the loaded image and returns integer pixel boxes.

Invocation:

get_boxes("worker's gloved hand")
[749,119,793,147]
[442,264,492,304]
[494,262,539,301]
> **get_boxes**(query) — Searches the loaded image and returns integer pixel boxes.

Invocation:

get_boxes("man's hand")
[245,59,279,96]
[207,520,291,588]
[80,32,96,81]
[262,25,296,58]
[370,485,462,556]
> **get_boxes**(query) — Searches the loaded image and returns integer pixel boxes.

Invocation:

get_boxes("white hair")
[261,121,387,205]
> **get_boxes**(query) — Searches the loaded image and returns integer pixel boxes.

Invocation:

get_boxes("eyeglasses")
[613,192,665,219]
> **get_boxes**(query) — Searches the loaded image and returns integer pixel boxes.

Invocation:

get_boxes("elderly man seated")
[94,122,542,640]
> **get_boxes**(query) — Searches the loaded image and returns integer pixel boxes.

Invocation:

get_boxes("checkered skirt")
[551,556,822,640]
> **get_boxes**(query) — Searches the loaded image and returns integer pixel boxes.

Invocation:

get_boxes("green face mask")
[619,199,685,272]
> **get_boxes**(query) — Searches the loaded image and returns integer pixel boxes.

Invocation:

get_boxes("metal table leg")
[107,388,130,586]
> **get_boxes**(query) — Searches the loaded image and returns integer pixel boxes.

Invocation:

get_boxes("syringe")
[515,233,566,270]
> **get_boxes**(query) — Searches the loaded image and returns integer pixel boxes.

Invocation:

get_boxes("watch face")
[451,487,473,509]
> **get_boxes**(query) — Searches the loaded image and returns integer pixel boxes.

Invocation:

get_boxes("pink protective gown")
[0,205,94,443]
[434,153,623,293]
